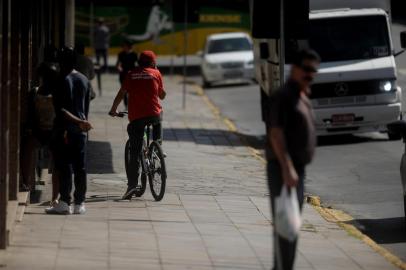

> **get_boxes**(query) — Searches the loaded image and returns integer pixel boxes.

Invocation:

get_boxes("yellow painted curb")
[192,80,406,270]
[307,196,406,270]
[192,83,266,164]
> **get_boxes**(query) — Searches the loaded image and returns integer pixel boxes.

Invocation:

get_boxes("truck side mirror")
[401,31,406,49]
[259,42,269,59]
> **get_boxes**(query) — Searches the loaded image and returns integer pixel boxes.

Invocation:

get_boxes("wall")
[75,0,250,55]
[0,0,70,249]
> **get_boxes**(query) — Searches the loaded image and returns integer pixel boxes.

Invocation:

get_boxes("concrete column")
[65,0,75,47]
[0,0,11,249]
[8,0,21,201]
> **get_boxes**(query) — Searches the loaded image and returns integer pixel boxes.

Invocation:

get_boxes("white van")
[253,0,406,139]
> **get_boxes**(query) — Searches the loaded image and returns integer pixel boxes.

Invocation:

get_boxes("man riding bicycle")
[109,50,166,199]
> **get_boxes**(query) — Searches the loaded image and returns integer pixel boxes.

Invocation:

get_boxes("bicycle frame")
[139,124,152,178]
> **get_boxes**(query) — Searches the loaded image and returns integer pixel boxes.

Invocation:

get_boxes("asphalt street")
[193,23,406,262]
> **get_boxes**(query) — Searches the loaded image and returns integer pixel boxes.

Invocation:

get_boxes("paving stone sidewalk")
[0,74,398,270]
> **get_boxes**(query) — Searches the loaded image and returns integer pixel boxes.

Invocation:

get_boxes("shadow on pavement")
[163,127,265,149]
[85,194,160,204]
[109,219,189,223]
[164,128,394,153]
[350,217,406,245]
[87,140,115,174]
[86,194,122,202]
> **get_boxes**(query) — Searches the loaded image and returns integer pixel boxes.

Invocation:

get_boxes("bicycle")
[114,111,167,201]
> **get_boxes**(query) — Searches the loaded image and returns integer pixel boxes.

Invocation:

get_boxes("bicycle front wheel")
[148,141,166,201]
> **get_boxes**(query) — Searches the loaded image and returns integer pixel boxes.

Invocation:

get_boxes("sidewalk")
[0,74,399,270]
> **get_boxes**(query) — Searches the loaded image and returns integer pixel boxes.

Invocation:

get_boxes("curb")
[191,81,406,270]
[193,84,266,164]
[307,196,406,270]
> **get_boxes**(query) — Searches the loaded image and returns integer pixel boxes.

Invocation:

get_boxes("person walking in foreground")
[116,40,138,108]
[94,18,110,71]
[46,47,93,215]
[75,43,97,100]
[109,50,166,200]
[266,49,320,270]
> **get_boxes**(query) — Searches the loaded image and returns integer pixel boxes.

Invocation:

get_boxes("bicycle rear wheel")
[124,140,147,197]
[148,141,166,201]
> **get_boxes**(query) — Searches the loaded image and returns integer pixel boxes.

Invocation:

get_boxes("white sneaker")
[45,200,71,215]
[73,203,86,215]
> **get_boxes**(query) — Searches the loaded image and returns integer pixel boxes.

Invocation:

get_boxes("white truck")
[253,0,406,139]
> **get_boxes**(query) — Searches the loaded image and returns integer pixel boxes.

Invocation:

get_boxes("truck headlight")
[379,80,396,92]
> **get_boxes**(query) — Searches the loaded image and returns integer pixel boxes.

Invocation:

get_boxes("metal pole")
[169,34,174,77]
[279,0,285,87]
[170,3,175,77]
[182,0,188,109]
[90,1,94,57]
[65,0,75,47]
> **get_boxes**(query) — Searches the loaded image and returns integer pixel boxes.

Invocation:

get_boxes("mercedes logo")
[335,83,349,97]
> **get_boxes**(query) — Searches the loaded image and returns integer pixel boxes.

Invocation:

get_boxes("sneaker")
[50,199,59,207]
[122,187,137,200]
[73,203,86,215]
[45,200,71,215]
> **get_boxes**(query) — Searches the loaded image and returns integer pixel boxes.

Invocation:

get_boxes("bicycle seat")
[387,120,406,138]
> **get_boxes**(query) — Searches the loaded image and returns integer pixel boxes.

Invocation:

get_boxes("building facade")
[0,0,74,249]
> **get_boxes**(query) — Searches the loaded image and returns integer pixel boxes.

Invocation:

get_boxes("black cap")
[58,46,76,68]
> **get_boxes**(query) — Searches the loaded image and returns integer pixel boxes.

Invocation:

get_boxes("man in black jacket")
[46,47,93,215]
[267,49,320,270]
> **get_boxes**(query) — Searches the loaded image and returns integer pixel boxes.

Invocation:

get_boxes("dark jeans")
[95,49,108,70]
[119,72,128,108]
[267,160,305,270]
[127,115,162,188]
[54,132,87,204]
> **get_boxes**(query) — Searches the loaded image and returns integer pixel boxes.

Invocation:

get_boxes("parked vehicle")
[252,0,406,139]
[200,32,255,87]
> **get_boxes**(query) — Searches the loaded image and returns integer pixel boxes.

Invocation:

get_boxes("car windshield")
[207,37,252,54]
[308,15,390,62]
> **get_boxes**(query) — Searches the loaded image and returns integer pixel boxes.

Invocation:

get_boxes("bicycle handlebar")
[109,111,128,118]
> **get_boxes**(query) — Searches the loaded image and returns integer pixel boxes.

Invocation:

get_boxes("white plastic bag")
[274,185,302,242]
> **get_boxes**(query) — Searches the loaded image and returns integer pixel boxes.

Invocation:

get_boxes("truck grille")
[221,62,244,69]
[310,80,383,99]
[316,96,368,106]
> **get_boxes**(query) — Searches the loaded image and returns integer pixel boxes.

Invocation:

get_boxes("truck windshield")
[207,38,252,54]
[308,15,390,62]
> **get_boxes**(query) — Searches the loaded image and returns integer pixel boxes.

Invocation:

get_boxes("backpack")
[34,92,55,131]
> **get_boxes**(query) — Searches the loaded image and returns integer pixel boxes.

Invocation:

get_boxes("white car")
[200,32,255,87]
